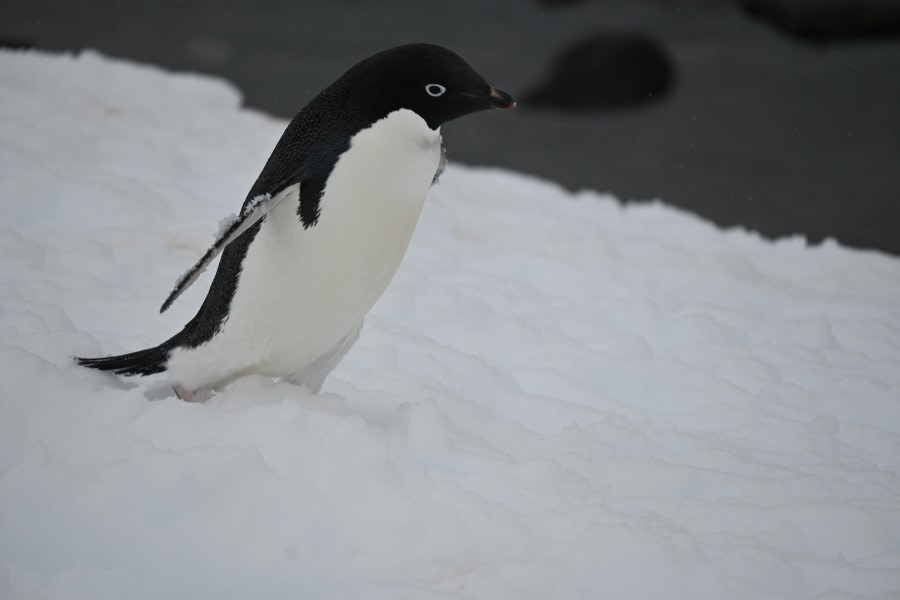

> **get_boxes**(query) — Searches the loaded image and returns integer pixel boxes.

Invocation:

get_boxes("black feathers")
[76,346,169,376]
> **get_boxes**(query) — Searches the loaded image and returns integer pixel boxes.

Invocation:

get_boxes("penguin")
[77,44,515,401]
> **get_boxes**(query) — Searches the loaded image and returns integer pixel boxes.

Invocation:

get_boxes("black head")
[338,44,515,130]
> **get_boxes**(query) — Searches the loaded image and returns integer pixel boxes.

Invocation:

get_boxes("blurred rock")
[523,32,674,111]
[742,0,900,42]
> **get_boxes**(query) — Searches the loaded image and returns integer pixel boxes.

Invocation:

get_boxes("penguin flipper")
[159,190,290,313]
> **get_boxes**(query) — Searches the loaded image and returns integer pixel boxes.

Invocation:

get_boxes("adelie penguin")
[77,44,515,401]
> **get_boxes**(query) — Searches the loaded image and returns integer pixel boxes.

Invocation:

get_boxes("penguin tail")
[76,345,169,376]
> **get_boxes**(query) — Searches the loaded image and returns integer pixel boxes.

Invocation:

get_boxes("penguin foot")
[172,385,213,402]
[173,385,196,402]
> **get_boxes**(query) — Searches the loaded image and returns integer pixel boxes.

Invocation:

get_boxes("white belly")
[167,109,442,391]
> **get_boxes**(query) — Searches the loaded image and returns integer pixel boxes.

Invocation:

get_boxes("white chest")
[167,109,442,390]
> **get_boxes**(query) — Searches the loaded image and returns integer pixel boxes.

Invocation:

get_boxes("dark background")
[5,0,899,255]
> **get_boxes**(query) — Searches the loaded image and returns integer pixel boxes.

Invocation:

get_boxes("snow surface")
[2,49,900,600]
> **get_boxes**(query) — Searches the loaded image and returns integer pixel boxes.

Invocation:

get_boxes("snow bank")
[1,49,899,600]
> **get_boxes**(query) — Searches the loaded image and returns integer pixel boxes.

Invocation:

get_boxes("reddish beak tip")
[489,86,516,109]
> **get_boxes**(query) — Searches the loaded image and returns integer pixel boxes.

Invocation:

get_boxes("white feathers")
[166,109,443,392]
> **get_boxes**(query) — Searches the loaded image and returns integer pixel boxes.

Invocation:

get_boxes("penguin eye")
[425,83,446,98]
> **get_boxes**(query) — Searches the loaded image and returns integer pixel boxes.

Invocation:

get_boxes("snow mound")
[2,49,899,600]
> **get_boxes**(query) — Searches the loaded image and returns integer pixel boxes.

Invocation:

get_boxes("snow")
[1,49,900,599]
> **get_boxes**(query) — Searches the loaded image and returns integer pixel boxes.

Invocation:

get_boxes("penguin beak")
[488,85,516,109]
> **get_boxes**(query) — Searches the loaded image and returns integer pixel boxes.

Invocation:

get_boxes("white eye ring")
[425,83,446,97]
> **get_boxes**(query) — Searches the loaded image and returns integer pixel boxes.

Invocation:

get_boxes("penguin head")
[343,44,515,130]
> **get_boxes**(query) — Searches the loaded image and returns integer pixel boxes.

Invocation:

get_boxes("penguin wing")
[159,129,341,314]
[159,190,290,313]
